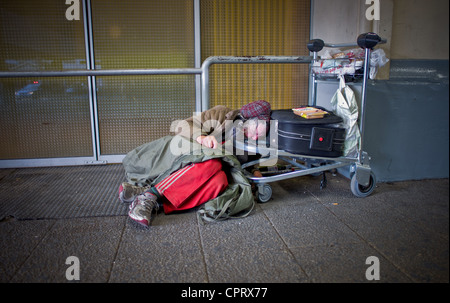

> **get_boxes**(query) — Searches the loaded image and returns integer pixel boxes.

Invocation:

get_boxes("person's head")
[240,100,271,140]
[243,118,268,140]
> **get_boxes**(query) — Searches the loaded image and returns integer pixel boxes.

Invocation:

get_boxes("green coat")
[122,135,255,222]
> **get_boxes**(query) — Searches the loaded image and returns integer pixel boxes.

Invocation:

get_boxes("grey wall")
[364,60,449,181]
[315,59,449,182]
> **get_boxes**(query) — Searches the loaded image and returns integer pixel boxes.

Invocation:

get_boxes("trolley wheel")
[350,171,376,198]
[257,184,272,203]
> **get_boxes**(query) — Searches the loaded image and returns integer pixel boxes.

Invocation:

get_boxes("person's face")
[244,121,267,140]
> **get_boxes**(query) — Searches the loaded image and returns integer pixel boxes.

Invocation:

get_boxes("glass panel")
[96,75,196,155]
[91,0,196,155]
[0,0,92,160]
[201,0,311,110]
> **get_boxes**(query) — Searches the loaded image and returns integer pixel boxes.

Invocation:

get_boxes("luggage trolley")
[234,33,386,202]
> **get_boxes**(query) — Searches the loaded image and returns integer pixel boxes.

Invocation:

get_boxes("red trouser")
[154,159,228,214]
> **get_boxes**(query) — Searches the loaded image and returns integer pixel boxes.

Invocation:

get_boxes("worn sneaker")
[128,192,159,227]
[119,182,150,203]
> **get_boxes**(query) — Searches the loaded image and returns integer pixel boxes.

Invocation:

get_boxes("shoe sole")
[128,212,150,228]
[119,183,139,203]
[119,190,135,203]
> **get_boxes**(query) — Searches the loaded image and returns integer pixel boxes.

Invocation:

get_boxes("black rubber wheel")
[350,171,376,197]
[257,184,272,203]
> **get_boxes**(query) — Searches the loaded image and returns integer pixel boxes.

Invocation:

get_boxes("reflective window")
[91,0,196,155]
[201,0,311,110]
[0,1,91,159]
[1,0,310,163]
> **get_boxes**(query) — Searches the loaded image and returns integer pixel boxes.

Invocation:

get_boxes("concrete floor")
[0,165,448,286]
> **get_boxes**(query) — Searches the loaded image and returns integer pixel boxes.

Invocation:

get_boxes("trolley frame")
[200,33,385,201]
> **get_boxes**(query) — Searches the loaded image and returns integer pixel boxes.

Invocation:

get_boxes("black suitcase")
[271,108,345,157]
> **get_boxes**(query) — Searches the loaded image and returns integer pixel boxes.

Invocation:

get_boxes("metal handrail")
[0,55,313,112]
[200,55,312,110]
[0,68,202,78]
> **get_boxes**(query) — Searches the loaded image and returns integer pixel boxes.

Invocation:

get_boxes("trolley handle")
[307,33,386,53]
[357,32,386,49]
[307,39,325,52]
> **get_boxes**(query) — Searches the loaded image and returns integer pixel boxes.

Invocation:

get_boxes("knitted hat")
[240,100,271,122]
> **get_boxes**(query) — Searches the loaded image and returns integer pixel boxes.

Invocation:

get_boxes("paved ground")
[0,165,448,287]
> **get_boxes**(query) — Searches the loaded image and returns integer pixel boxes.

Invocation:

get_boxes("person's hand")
[252,169,263,177]
[196,135,219,149]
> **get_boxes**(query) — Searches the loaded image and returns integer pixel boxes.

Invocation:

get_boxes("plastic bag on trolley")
[369,48,389,79]
[330,75,361,157]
